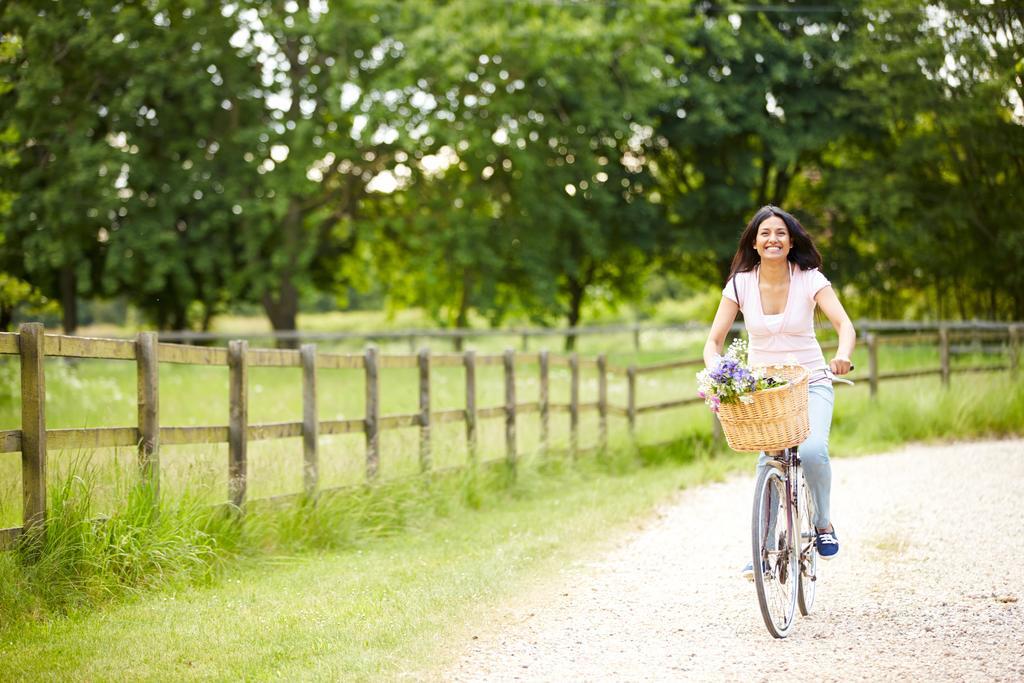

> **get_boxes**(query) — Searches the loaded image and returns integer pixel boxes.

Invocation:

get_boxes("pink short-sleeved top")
[723,264,832,373]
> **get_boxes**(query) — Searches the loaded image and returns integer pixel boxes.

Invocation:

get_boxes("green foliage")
[0,1,265,330]
[795,0,1024,320]
[0,273,60,329]
[831,374,1024,455]
[652,2,877,281]
[2,1,1023,331]
[364,0,671,333]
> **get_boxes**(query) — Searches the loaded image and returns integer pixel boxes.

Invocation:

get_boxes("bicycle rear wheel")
[797,471,818,615]
[752,464,799,638]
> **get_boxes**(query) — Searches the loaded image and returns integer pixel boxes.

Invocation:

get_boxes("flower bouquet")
[696,339,787,413]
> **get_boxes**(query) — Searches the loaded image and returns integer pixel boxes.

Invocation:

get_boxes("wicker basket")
[717,365,810,452]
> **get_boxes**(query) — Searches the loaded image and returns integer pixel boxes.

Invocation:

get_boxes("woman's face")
[754,216,791,263]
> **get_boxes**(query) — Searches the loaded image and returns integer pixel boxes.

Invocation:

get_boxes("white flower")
[740,395,754,404]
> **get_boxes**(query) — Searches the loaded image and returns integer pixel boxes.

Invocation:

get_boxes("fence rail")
[0,321,1020,547]
[94,317,1024,352]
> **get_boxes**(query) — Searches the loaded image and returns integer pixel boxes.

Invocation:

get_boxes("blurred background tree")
[1,0,1021,336]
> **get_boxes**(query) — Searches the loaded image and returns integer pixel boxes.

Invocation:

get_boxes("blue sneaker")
[816,528,839,560]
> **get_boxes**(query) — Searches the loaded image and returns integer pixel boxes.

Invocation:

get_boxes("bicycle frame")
[765,447,818,580]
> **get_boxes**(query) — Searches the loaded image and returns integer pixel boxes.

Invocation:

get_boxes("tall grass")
[0,456,226,620]
[0,432,720,627]
[830,373,1024,455]
[0,358,1019,629]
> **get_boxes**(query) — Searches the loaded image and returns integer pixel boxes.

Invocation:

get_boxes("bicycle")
[750,370,853,638]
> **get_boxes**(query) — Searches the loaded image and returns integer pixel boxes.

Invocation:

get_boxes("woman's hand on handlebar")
[829,355,854,375]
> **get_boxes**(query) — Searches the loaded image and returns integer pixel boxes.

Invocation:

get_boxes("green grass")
[0,317,1020,678]
[829,372,1024,454]
[0,365,1020,678]
[0,336,1014,526]
[0,335,720,527]
[0,439,744,680]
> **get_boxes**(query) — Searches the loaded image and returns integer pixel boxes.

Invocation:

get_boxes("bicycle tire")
[751,463,799,638]
[797,471,818,616]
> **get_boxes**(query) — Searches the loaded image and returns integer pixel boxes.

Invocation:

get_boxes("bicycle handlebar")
[813,366,856,386]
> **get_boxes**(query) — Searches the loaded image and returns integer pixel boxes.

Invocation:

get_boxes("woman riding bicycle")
[702,205,856,570]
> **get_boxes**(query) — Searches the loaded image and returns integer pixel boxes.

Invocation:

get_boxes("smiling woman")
[703,205,857,566]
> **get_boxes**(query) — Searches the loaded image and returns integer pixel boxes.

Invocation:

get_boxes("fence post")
[19,323,47,532]
[301,343,318,497]
[569,352,580,458]
[521,332,529,352]
[365,345,380,481]
[407,335,416,353]
[228,340,248,508]
[633,325,641,351]
[136,331,160,498]
[504,349,517,470]
[1010,324,1020,377]
[418,348,431,473]
[464,350,477,464]
[539,350,550,456]
[627,365,637,439]
[867,333,878,398]
[939,326,950,388]
[597,354,608,454]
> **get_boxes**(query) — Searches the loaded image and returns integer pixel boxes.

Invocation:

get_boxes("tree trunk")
[60,266,78,335]
[453,270,471,352]
[170,305,188,333]
[201,303,214,332]
[262,278,299,349]
[564,278,585,352]
[262,201,304,349]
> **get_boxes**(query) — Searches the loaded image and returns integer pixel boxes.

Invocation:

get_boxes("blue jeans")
[756,383,835,530]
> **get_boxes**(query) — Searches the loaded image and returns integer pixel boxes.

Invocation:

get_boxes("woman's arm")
[814,286,856,375]
[703,296,740,368]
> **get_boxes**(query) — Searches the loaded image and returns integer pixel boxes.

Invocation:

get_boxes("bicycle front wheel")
[797,471,818,616]
[752,464,799,638]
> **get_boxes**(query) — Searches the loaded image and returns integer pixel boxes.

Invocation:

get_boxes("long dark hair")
[727,205,822,282]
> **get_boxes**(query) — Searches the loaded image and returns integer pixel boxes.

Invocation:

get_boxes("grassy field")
[0,443,750,680]
[0,329,1013,527]
[0,367,1020,679]
[0,320,1020,679]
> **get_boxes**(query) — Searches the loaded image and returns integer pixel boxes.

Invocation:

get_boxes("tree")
[801,0,1024,319]
[223,0,408,344]
[0,31,58,329]
[651,1,878,282]
[0,1,263,332]
[372,0,673,346]
[0,3,124,332]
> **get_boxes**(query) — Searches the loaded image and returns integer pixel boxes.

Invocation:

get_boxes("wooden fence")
[154,318,1022,352]
[155,321,703,351]
[1,321,1020,548]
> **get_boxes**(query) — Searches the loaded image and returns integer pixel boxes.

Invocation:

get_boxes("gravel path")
[448,439,1024,682]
